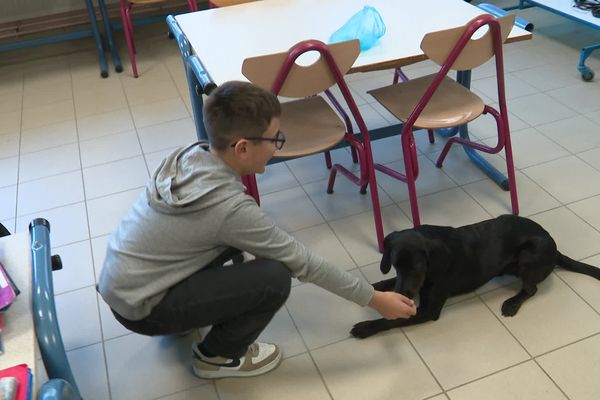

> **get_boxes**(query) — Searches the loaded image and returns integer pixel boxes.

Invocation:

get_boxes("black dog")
[351,214,600,338]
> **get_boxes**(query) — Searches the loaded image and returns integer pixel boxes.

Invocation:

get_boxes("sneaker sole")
[193,350,282,379]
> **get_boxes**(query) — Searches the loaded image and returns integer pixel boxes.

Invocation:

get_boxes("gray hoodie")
[98,142,374,321]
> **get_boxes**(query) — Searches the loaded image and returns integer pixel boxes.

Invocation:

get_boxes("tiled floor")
[2,3,600,400]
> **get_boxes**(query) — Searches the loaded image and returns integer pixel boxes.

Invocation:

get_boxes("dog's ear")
[380,233,398,274]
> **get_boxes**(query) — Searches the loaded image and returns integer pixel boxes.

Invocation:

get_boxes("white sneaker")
[192,342,282,379]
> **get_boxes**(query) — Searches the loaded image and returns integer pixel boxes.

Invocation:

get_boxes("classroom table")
[167,0,532,190]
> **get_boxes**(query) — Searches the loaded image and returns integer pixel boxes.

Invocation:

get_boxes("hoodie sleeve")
[216,194,374,307]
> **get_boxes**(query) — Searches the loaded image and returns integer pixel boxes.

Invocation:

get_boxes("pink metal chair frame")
[243,39,385,252]
[120,0,198,78]
[377,14,518,226]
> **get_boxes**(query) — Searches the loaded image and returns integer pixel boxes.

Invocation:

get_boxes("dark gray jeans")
[112,249,291,358]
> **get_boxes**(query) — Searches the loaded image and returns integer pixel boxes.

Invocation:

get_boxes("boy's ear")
[232,139,250,158]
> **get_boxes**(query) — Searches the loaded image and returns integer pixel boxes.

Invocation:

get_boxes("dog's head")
[380,230,432,299]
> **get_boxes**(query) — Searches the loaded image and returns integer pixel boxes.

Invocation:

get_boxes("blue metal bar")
[579,43,600,81]
[477,3,534,31]
[0,1,118,78]
[97,0,123,73]
[167,15,216,141]
[84,0,109,78]
[30,219,82,400]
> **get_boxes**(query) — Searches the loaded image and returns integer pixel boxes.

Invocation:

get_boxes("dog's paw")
[350,320,380,339]
[501,299,521,317]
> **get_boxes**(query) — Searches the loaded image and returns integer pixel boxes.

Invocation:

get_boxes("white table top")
[0,232,35,371]
[527,0,600,27]
[175,0,532,85]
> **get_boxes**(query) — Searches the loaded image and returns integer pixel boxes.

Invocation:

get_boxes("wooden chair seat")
[368,74,485,129]
[210,0,256,6]
[275,96,346,159]
[129,0,166,5]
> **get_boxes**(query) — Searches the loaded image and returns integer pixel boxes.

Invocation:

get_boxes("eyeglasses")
[230,130,286,150]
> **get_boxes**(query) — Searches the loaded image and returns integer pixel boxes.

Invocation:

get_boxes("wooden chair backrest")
[242,39,360,97]
[421,14,515,71]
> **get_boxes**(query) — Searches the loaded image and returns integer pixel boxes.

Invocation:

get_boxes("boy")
[98,81,416,379]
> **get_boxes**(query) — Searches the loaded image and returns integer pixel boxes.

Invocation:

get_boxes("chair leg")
[187,0,198,12]
[120,3,138,78]
[503,134,519,216]
[367,168,385,253]
[324,151,332,169]
[326,166,337,194]
[427,129,435,144]
[241,174,260,205]
[405,158,421,227]
[350,145,359,163]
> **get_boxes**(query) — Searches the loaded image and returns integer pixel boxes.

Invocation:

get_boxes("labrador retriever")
[351,214,600,338]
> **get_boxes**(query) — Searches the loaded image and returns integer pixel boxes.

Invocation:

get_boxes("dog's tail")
[557,252,600,279]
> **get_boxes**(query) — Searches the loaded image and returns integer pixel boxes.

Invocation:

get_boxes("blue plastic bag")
[329,6,386,51]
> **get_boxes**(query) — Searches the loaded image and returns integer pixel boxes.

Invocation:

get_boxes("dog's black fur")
[351,214,600,339]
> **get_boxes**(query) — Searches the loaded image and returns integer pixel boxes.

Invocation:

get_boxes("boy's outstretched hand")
[368,290,417,320]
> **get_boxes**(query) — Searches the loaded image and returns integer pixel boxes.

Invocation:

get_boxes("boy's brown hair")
[203,81,281,151]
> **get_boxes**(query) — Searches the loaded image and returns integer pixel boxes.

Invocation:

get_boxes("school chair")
[120,0,198,77]
[367,14,519,226]
[242,39,386,252]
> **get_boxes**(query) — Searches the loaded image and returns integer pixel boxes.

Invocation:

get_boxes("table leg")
[84,0,109,78]
[97,0,123,73]
[439,70,510,190]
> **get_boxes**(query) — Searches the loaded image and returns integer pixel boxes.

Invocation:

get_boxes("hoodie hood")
[148,142,243,214]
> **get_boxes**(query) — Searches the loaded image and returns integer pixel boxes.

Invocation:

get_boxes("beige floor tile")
[508,93,577,127]
[303,174,393,222]
[403,298,529,390]
[258,307,307,359]
[578,147,600,171]
[291,223,356,271]
[130,97,189,128]
[256,162,299,195]
[77,108,135,141]
[20,119,78,154]
[471,73,538,102]
[547,82,600,114]
[523,156,600,204]
[312,331,441,400]
[104,334,200,400]
[529,207,600,260]
[74,86,129,119]
[536,115,600,154]
[79,131,142,168]
[19,143,81,182]
[481,274,600,356]
[285,148,352,185]
[52,240,95,295]
[0,110,20,136]
[556,254,600,314]
[17,171,84,216]
[425,146,489,186]
[66,344,110,400]
[16,202,89,247]
[568,194,600,231]
[377,156,457,204]
[329,204,413,267]
[137,118,197,154]
[158,384,219,400]
[216,353,330,400]
[483,127,569,169]
[55,286,103,351]
[286,274,379,350]
[260,187,324,232]
[0,185,16,220]
[398,187,492,227]
[82,156,149,200]
[447,361,566,400]
[86,188,141,237]
[538,334,600,400]
[463,170,560,217]
[22,99,75,130]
